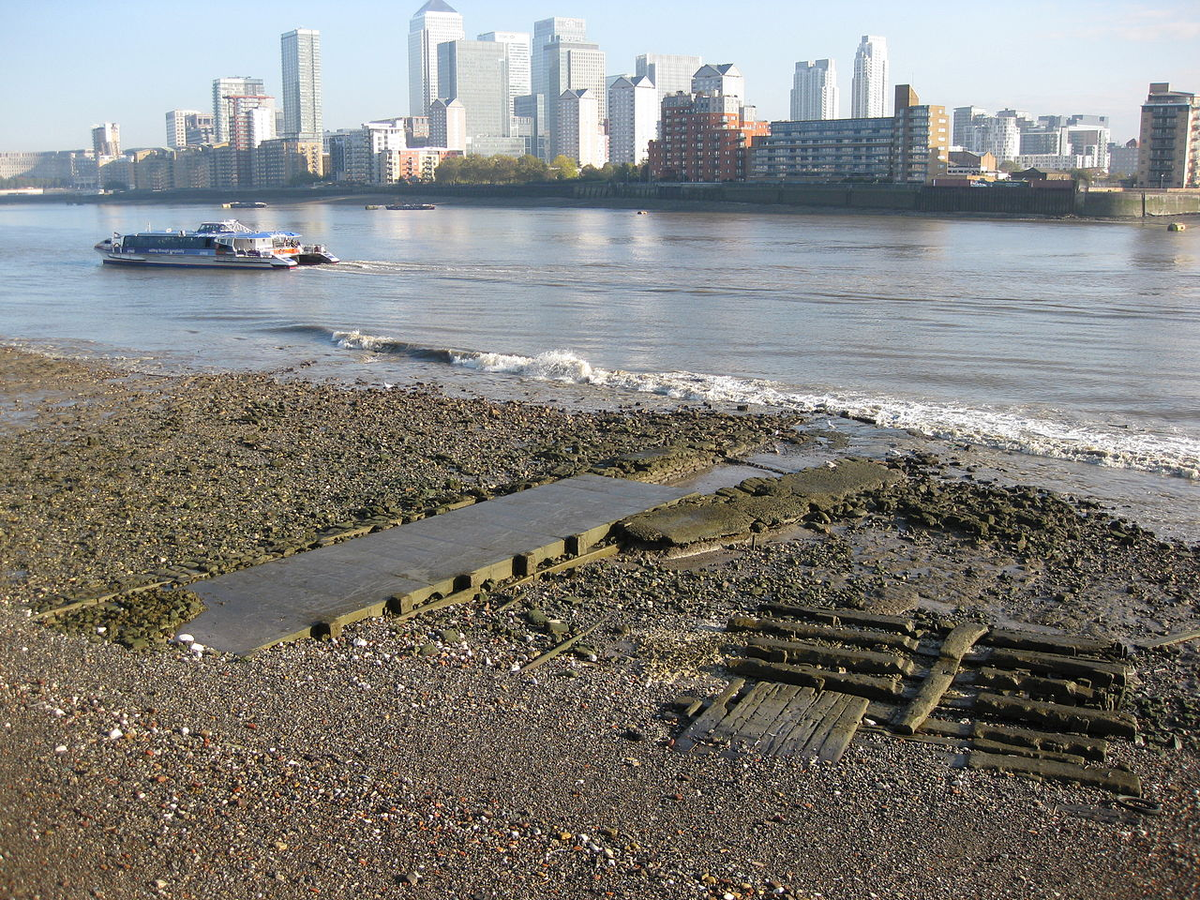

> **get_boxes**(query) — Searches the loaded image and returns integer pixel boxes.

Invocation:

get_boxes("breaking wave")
[323,330,1200,481]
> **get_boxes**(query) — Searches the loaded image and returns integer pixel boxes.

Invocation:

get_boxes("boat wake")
[325,329,1200,481]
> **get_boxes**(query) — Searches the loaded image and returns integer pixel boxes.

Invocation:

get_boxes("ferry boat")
[94,220,338,269]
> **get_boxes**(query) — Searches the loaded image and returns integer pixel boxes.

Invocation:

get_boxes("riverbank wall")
[5,181,1199,219]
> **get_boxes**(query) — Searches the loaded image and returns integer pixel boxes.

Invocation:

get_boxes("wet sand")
[1,345,1198,900]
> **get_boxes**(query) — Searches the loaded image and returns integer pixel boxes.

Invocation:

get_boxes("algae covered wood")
[892,622,988,735]
[183,475,689,655]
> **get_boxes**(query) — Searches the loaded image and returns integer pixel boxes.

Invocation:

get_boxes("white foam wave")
[449,348,1200,480]
[333,329,393,352]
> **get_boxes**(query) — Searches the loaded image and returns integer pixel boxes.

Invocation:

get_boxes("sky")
[1,0,1198,153]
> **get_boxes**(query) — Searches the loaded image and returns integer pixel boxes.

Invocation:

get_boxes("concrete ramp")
[183,475,688,656]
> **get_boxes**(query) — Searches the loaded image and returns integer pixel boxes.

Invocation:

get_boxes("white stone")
[189,642,205,654]
[107,728,123,740]
[176,633,194,644]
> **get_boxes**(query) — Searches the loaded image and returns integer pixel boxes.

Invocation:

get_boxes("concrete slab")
[183,475,689,656]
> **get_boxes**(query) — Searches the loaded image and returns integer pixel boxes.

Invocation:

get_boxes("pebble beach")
[2,345,1198,900]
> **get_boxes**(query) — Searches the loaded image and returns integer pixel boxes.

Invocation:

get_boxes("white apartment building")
[608,75,657,164]
[281,28,322,141]
[558,89,605,167]
[692,63,745,102]
[429,98,467,151]
[408,0,464,116]
[165,110,201,149]
[851,35,888,118]
[791,59,838,120]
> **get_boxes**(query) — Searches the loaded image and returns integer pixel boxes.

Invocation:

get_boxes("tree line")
[434,154,647,185]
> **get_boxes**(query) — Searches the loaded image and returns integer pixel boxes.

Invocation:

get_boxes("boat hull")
[99,252,295,270]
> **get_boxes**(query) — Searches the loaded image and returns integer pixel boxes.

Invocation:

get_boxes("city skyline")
[1,0,1197,152]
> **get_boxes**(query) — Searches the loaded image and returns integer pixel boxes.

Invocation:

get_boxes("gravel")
[2,345,1198,900]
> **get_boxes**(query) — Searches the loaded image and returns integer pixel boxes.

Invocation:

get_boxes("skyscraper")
[281,28,322,141]
[544,39,606,159]
[791,60,838,121]
[533,17,587,98]
[212,77,265,143]
[409,0,465,116]
[635,53,704,105]
[479,31,531,104]
[851,35,888,118]
[91,123,120,158]
[438,39,525,154]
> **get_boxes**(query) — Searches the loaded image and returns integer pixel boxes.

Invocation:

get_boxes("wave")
[317,329,1200,481]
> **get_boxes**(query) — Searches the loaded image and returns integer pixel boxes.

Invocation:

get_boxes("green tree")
[550,155,579,180]
[515,154,550,183]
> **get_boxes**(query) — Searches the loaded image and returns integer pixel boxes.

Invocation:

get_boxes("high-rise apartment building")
[648,91,767,182]
[212,77,265,143]
[791,60,838,121]
[558,89,605,167]
[91,123,120,158]
[692,64,745,103]
[165,110,202,149]
[479,31,532,107]
[532,17,587,98]
[608,75,657,164]
[544,39,606,159]
[408,0,464,116]
[635,54,704,105]
[429,98,467,151]
[281,28,322,141]
[851,35,888,118]
[1137,83,1199,188]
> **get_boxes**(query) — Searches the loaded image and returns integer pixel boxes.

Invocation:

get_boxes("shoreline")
[2,345,1199,899]
[4,184,1198,222]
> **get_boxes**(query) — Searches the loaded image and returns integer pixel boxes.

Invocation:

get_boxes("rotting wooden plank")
[721,683,802,753]
[741,636,917,678]
[984,648,1131,689]
[674,679,747,752]
[755,687,820,757]
[971,722,1109,761]
[892,623,989,735]
[519,619,607,673]
[817,695,871,762]
[975,692,1137,739]
[759,603,918,636]
[708,682,777,745]
[1137,627,1200,652]
[796,693,855,757]
[727,616,920,652]
[733,658,906,701]
[967,749,1141,796]
[775,690,843,757]
[983,627,1125,659]
[971,667,1104,709]
[972,738,1086,766]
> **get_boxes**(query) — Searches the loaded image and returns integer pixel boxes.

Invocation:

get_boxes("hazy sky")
[2,0,1197,152]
